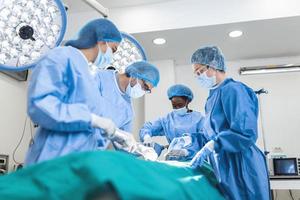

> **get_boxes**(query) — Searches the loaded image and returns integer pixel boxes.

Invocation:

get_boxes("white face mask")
[126,80,146,98]
[93,45,113,69]
[173,107,188,116]
[196,71,217,89]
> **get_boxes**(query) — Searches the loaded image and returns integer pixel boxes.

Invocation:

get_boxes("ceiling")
[62,1,300,64]
[132,16,300,64]
[63,0,177,12]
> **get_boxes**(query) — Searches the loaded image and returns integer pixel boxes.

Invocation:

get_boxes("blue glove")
[190,140,215,169]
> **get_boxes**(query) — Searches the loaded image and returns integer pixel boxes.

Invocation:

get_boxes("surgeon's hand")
[143,134,154,147]
[190,140,215,169]
[112,129,137,152]
[91,114,116,136]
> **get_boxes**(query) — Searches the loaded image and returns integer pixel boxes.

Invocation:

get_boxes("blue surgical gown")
[95,70,133,132]
[25,46,104,165]
[139,111,205,143]
[202,78,270,200]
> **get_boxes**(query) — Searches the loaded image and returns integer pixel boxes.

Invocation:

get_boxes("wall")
[0,73,31,171]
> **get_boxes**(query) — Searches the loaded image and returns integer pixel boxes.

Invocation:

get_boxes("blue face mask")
[173,107,188,116]
[94,45,113,69]
[196,72,216,89]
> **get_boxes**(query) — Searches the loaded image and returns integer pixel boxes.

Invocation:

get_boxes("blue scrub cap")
[65,18,122,49]
[167,84,194,102]
[191,46,226,71]
[125,61,160,87]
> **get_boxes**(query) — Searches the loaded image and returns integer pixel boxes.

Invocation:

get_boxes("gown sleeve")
[28,56,92,132]
[139,118,165,141]
[214,83,258,153]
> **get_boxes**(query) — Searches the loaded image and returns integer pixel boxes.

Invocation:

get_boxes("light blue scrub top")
[95,70,134,133]
[25,46,104,165]
[94,70,134,149]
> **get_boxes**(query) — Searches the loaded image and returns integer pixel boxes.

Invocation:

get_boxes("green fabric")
[0,151,224,200]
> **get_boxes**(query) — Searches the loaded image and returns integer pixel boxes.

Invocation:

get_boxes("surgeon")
[95,61,159,132]
[139,84,205,160]
[25,19,134,165]
[94,61,160,149]
[189,46,270,200]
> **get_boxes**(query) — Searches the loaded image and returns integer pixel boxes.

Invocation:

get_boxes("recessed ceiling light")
[153,38,166,45]
[229,30,243,38]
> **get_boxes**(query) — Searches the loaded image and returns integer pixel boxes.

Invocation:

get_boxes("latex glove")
[112,129,137,152]
[164,135,192,161]
[165,149,189,161]
[143,134,154,147]
[91,114,116,137]
[190,140,215,169]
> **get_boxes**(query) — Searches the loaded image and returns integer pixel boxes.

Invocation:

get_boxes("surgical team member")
[95,61,160,133]
[139,84,205,159]
[25,19,133,165]
[190,46,269,200]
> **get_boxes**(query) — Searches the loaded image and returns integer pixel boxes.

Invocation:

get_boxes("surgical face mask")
[196,71,217,89]
[94,45,113,69]
[173,107,188,116]
[126,80,146,98]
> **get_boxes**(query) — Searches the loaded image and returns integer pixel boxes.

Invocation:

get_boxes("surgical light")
[0,0,67,71]
[110,32,147,73]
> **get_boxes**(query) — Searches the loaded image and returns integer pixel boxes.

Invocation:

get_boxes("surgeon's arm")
[28,57,92,132]
[139,118,164,141]
[122,120,133,133]
[213,85,258,153]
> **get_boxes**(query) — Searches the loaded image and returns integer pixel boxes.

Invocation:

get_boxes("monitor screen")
[273,158,298,176]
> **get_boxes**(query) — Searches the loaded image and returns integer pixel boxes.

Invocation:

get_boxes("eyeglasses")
[111,46,118,53]
[195,65,209,75]
[140,80,151,93]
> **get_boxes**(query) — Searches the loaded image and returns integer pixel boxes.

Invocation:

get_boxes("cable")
[289,190,295,200]
[12,117,28,165]
[30,120,33,138]
[29,120,34,145]
[257,93,268,156]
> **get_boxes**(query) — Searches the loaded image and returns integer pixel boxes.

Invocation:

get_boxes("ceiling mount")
[83,0,109,17]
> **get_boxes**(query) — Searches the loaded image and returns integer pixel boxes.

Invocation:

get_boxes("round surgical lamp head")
[0,0,67,71]
[110,32,147,73]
